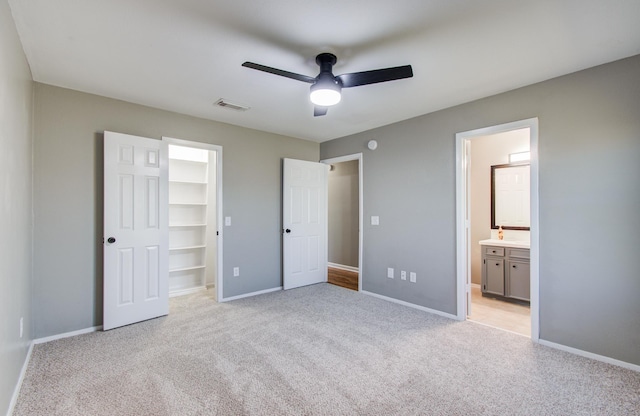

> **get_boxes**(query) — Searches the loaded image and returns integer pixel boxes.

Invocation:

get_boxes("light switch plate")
[371,216,380,226]
[410,272,417,283]
[225,216,231,226]
[387,268,394,279]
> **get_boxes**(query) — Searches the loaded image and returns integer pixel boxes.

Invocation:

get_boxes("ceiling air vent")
[214,99,250,111]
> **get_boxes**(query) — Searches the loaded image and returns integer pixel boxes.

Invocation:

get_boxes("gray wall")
[0,1,33,414]
[328,160,359,268]
[321,55,640,366]
[33,83,318,338]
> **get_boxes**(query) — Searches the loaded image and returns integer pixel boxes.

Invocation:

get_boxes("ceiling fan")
[242,53,413,116]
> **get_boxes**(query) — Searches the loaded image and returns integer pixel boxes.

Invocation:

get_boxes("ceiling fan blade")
[314,106,328,117]
[337,65,413,88]
[242,62,316,84]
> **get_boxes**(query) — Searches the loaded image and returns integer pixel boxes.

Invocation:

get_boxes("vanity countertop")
[479,239,530,249]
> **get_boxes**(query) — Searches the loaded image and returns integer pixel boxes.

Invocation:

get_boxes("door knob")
[107,237,116,244]
[285,229,291,233]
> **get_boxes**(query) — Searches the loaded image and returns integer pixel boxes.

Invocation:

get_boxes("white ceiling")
[9,0,640,142]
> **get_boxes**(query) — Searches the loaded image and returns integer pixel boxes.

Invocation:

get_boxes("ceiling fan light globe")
[310,88,341,106]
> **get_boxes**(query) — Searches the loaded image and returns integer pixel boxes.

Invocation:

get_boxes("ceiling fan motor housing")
[314,53,343,88]
[316,53,337,72]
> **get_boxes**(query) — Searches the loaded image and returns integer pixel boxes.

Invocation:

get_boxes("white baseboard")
[169,286,207,298]
[538,339,640,372]
[328,262,359,273]
[33,325,102,345]
[361,290,459,321]
[220,286,282,302]
[7,342,34,416]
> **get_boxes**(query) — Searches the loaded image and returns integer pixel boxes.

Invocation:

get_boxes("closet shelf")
[169,202,207,206]
[168,145,212,295]
[169,245,206,251]
[169,180,208,185]
[170,159,207,164]
[169,223,207,228]
[170,265,206,273]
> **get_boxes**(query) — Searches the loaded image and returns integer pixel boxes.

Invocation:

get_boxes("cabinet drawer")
[484,246,504,257]
[508,248,530,260]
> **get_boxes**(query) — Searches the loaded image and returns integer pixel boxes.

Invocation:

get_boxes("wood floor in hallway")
[328,267,358,291]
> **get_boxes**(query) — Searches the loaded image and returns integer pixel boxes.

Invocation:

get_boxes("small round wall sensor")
[367,140,378,150]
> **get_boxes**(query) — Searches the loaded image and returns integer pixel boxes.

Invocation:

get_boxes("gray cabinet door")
[483,258,504,295]
[507,260,530,301]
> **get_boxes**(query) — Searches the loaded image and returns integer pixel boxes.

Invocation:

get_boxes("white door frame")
[162,137,224,302]
[455,118,539,342]
[320,153,364,291]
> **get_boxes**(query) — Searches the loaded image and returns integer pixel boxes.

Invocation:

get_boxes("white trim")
[362,290,459,321]
[467,319,531,338]
[328,262,359,273]
[169,286,207,298]
[7,342,34,416]
[220,286,282,302]
[162,137,223,303]
[321,153,364,292]
[455,118,540,340]
[471,283,481,289]
[34,325,102,344]
[538,339,640,372]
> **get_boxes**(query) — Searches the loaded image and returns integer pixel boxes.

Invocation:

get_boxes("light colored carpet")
[14,284,640,415]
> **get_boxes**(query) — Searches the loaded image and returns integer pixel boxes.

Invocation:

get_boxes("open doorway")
[162,137,223,302]
[322,154,363,291]
[468,129,530,336]
[456,119,539,341]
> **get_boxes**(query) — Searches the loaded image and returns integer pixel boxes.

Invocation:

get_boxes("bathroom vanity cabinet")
[480,241,530,302]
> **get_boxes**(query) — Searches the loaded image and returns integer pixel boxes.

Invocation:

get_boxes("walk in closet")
[168,144,217,297]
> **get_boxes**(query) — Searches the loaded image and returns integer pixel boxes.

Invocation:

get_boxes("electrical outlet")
[371,216,380,226]
[410,272,417,283]
[20,317,23,338]
[387,267,394,279]
[225,216,232,226]
[401,271,407,280]
[233,267,240,277]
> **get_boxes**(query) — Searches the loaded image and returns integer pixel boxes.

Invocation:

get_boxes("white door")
[283,158,328,290]
[103,131,169,330]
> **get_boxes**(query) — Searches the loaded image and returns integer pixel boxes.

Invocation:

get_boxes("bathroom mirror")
[491,162,530,230]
